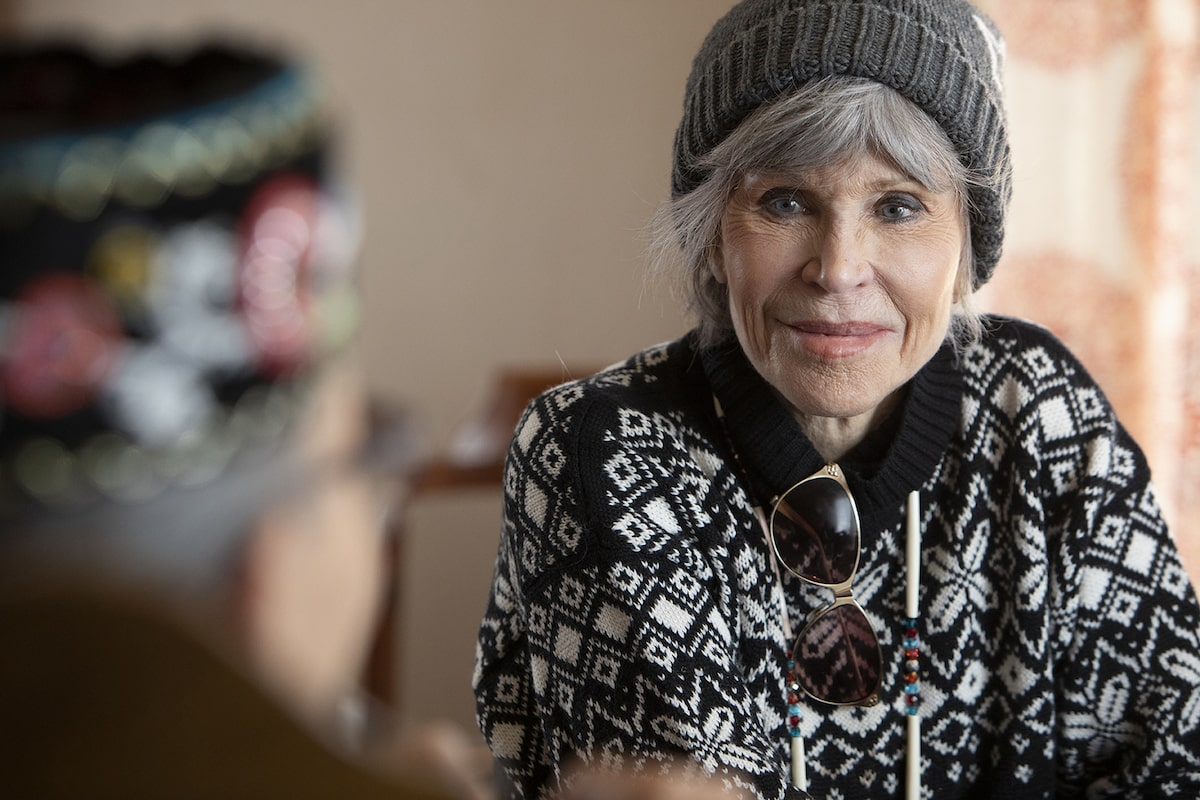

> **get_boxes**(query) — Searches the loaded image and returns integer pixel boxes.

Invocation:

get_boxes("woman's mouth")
[785,320,891,358]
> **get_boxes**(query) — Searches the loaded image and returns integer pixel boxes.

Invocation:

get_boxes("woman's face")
[716,152,964,437]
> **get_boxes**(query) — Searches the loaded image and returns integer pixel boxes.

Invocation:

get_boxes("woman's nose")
[802,219,871,292]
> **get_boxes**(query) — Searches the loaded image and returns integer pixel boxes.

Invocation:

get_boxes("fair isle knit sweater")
[473,317,1200,800]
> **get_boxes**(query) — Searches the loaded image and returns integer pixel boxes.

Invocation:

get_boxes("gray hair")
[651,75,986,350]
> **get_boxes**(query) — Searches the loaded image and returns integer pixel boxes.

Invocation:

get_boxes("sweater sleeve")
[474,384,788,800]
[1046,407,1200,796]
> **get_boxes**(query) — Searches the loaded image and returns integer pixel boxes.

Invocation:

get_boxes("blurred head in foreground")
[0,40,433,795]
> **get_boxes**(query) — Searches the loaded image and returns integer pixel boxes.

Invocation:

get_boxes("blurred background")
[2,0,1197,748]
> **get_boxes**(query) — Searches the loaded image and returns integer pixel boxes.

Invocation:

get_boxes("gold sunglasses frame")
[770,463,882,708]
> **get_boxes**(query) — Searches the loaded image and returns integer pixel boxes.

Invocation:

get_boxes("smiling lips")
[785,320,891,358]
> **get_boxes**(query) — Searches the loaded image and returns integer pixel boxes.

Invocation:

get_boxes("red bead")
[906,694,921,706]
[904,672,919,684]
[905,648,920,661]
[788,693,800,704]
[789,715,801,727]
[906,627,918,639]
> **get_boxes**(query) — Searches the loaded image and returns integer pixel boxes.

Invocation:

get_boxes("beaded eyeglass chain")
[902,618,922,715]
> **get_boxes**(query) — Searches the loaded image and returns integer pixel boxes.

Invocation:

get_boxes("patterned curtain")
[973,0,1200,582]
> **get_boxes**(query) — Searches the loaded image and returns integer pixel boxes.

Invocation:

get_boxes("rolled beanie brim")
[671,0,1011,286]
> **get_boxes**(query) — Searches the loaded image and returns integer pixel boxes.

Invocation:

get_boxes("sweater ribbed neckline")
[698,334,963,532]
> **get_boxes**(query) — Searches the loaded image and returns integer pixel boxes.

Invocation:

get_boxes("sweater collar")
[699,332,963,531]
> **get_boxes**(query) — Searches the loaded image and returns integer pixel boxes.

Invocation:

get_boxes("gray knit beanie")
[672,0,1011,287]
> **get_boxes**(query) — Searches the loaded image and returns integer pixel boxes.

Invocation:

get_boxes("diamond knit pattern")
[474,317,1200,800]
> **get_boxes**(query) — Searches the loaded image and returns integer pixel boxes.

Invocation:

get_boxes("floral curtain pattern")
[973,0,1200,580]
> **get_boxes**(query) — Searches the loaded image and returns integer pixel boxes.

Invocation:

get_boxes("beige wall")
[10,0,737,735]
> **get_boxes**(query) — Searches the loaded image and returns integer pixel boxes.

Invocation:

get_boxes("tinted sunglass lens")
[773,476,859,584]
[792,604,882,705]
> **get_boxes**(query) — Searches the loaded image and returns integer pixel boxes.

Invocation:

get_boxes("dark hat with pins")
[0,40,360,521]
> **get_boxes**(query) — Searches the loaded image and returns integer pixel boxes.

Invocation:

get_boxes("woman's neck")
[794,391,902,464]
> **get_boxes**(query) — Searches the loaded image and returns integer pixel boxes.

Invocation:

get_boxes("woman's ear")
[952,251,973,305]
[709,246,728,285]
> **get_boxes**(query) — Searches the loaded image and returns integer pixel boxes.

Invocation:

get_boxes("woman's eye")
[759,189,804,217]
[879,196,921,220]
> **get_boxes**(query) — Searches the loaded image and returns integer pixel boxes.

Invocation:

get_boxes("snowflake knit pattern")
[473,316,1200,800]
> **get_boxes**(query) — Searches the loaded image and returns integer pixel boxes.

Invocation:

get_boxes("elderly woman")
[473,1,1200,798]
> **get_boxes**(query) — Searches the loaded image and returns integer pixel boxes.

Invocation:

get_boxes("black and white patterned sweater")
[473,317,1200,800]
